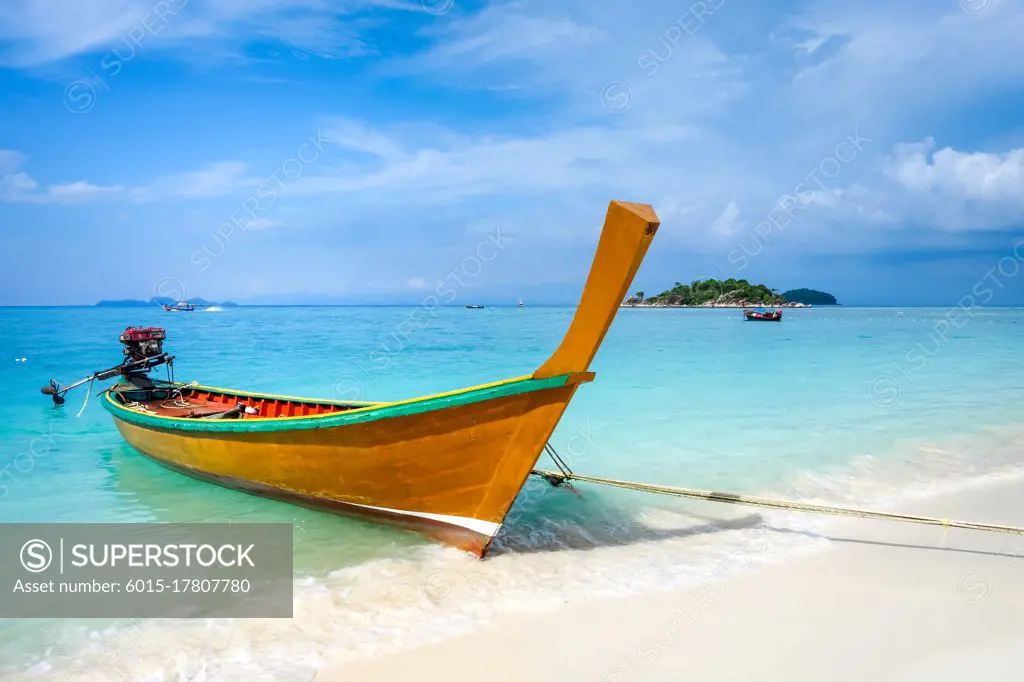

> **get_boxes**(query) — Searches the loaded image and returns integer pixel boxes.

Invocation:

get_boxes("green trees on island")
[625,278,786,306]
[624,280,839,306]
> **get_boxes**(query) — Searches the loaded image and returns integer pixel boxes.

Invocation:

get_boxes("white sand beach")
[319,474,1024,682]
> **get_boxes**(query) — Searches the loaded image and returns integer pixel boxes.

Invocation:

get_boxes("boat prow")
[102,200,660,556]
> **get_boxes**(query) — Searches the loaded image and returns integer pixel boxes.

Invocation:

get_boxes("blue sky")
[1,0,1023,306]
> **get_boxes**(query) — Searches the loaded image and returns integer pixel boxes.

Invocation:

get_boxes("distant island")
[780,288,838,306]
[95,297,239,308]
[623,279,838,308]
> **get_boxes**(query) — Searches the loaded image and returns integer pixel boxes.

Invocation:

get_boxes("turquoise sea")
[2,305,1024,680]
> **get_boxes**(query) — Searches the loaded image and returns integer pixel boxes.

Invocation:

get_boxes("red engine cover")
[121,327,166,342]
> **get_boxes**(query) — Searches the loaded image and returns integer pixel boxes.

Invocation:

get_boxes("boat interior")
[109,377,367,420]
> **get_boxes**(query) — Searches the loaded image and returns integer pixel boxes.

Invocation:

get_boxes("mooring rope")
[75,379,95,418]
[123,400,158,415]
[544,442,575,479]
[530,469,1024,537]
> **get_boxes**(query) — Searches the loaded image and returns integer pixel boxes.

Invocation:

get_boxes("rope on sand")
[530,468,1024,537]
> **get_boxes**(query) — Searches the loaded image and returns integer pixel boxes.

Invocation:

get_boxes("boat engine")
[120,326,166,363]
[41,326,174,406]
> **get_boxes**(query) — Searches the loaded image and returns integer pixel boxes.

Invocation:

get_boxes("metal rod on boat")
[41,354,172,407]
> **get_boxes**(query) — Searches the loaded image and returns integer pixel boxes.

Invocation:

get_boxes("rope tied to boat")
[539,443,580,494]
[530,468,1024,538]
[75,378,95,418]
[123,400,158,415]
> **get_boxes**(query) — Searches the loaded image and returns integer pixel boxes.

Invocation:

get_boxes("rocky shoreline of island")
[621,279,837,308]
[621,301,813,308]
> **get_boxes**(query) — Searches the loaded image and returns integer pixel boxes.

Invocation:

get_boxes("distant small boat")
[465,305,485,309]
[518,301,524,307]
[162,302,205,312]
[744,308,782,322]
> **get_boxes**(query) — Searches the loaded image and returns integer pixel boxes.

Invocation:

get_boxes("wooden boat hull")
[102,200,660,555]
[106,374,591,555]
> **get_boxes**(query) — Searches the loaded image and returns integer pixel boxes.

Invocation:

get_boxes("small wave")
[203,306,224,312]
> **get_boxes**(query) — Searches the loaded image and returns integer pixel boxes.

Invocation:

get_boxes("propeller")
[40,380,67,405]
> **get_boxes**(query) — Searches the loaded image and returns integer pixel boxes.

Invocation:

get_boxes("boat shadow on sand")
[804,531,1024,559]
[495,482,1024,560]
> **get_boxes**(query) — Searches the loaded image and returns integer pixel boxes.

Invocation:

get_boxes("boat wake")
[203,306,224,312]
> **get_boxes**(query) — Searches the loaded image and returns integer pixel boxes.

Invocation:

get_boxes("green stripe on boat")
[102,374,575,433]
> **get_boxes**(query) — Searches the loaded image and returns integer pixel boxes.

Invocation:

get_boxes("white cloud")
[875,139,1024,231]
[0,150,27,174]
[0,0,423,67]
[0,150,122,204]
[324,120,407,160]
[245,218,285,230]
[887,139,1024,201]
[786,0,1024,124]
[711,201,741,236]
[392,0,743,123]
[150,161,252,199]
[289,118,702,204]
[410,7,602,69]
[47,181,124,199]
[0,154,298,206]
[0,1,157,66]
[6,0,1024,259]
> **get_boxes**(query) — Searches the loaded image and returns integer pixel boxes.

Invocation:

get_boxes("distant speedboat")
[465,305,485,309]
[162,302,204,312]
[518,300,524,307]
[744,308,782,321]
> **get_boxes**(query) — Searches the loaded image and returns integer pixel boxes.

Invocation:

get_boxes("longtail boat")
[43,200,659,556]
[162,301,205,312]
[744,308,782,321]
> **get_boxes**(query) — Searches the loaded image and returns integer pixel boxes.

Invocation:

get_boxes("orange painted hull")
[110,383,580,555]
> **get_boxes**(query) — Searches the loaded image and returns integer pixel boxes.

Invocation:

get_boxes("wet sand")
[318,473,1024,682]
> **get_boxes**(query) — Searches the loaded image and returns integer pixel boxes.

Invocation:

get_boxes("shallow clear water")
[2,305,1024,679]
